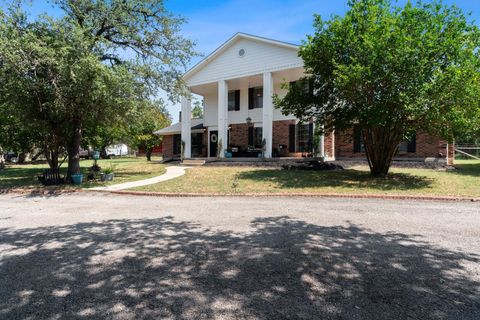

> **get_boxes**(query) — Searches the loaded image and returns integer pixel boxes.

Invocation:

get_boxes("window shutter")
[248,88,254,109]
[353,126,362,153]
[235,90,240,111]
[248,126,254,146]
[407,132,416,153]
[289,124,296,153]
[308,123,314,152]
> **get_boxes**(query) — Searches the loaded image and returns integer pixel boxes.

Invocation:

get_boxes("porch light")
[246,116,252,124]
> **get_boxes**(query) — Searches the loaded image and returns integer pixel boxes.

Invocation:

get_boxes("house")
[155,33,454,164]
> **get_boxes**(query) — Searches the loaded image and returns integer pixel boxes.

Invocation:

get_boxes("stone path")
[89,165,189,191]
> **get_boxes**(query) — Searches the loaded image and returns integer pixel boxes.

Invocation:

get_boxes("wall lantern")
[246,116,252,124]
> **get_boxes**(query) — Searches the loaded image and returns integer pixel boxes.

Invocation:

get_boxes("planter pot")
[71,173,83,185]
[224,151,233,158]
[100,173,114,182]
[92,151,100,160]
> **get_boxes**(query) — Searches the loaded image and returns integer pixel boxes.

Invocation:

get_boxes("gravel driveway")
[0,193,479,319]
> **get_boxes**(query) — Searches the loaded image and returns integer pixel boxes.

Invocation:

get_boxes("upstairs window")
[228,90,240,111]
[248,87,263,109]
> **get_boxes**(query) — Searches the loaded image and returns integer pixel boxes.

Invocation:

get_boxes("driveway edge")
[89,189,480,202]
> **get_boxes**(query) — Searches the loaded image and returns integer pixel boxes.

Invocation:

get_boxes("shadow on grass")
[237,168,432,191]
[0,166,44,190]
[452,162,480,177]
[0,159,165,191]
[0,216,478,319]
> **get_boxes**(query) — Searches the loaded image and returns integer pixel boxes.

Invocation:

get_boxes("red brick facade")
[161,122,453,163]
[162,135,175,159]
[229,123,250,147]
[272,120,296,149]
[324,131,335,159]
[335,129,454,163]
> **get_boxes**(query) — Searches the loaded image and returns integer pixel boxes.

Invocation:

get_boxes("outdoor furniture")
[38,169,65,186]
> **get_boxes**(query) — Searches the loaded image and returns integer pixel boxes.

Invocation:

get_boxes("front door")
[209,131,218,157]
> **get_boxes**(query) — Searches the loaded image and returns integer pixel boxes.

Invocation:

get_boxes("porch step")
[181,159,206,166]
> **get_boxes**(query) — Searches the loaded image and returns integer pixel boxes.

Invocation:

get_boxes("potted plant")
[224,147,233,158]
[71,169,84,185]
[100,164,115,182]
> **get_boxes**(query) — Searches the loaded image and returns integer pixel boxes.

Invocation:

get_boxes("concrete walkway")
[90,166,189,191]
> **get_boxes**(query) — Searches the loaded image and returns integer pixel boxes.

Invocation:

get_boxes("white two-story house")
[156,32,454,164]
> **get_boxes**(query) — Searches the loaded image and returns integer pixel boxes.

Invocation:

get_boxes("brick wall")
[335,128,453,162]
[272,120,296,150]
[229,123,249,147]
[324,131,335,159]
[162,135,174,159]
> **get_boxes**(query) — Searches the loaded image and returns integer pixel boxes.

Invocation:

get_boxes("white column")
[181,96,191,159]
[262,72,273,158]
[318,123,325,158]
[217,80,228,158]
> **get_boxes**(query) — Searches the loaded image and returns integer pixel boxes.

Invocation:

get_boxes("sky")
[2,0,480,122]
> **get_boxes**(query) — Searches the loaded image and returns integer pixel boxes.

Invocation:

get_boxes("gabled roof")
[183,32,300,81]
[154,118,205,136]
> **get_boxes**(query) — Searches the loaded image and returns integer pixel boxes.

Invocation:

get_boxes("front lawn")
[134,160,480,198]
[0,157,166,190]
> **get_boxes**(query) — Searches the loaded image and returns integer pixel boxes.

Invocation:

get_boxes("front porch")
[180,67,327,160]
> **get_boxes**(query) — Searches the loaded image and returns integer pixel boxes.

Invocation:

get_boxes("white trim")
[184,32,300,81]
[180,97,192,158]
[262,71,273,158]
[188,63,304,88]
[217,80,228,158]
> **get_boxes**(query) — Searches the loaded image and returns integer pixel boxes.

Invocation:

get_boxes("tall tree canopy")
[128,100,171,161]
[191,99,203,119]
[275,0,480,176]
[0,0,195,178]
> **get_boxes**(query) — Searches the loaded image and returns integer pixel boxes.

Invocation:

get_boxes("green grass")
[0,157,166,190]
[134,159,480,198]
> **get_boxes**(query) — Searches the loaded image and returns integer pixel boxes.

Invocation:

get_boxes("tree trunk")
[44,147,59,170]
[146,148,153,161]
[18,152,27,164]
[67,127,82,180]
[0,153,5,170]
[362,127,401,177]
[31,149,44,161]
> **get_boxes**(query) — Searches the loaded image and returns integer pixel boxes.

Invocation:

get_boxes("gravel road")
[0,192,479,319]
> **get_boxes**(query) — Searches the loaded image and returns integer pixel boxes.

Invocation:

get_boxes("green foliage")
[128,100,171,160]
[275,0,480,175]
[0,0,195,175]
[191,99,203,119]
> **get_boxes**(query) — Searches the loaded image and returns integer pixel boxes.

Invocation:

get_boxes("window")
[353,125,365,153]
[398,133,416,153]
[172,134,181,155]
[248,126,263,148]
[228,90,240,111]
[248,87,263,109]
[296,124,312,152]
[289,79,312,96]
[288,123,313,153]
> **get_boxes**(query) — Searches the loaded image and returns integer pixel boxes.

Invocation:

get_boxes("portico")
[181,70,281,159]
